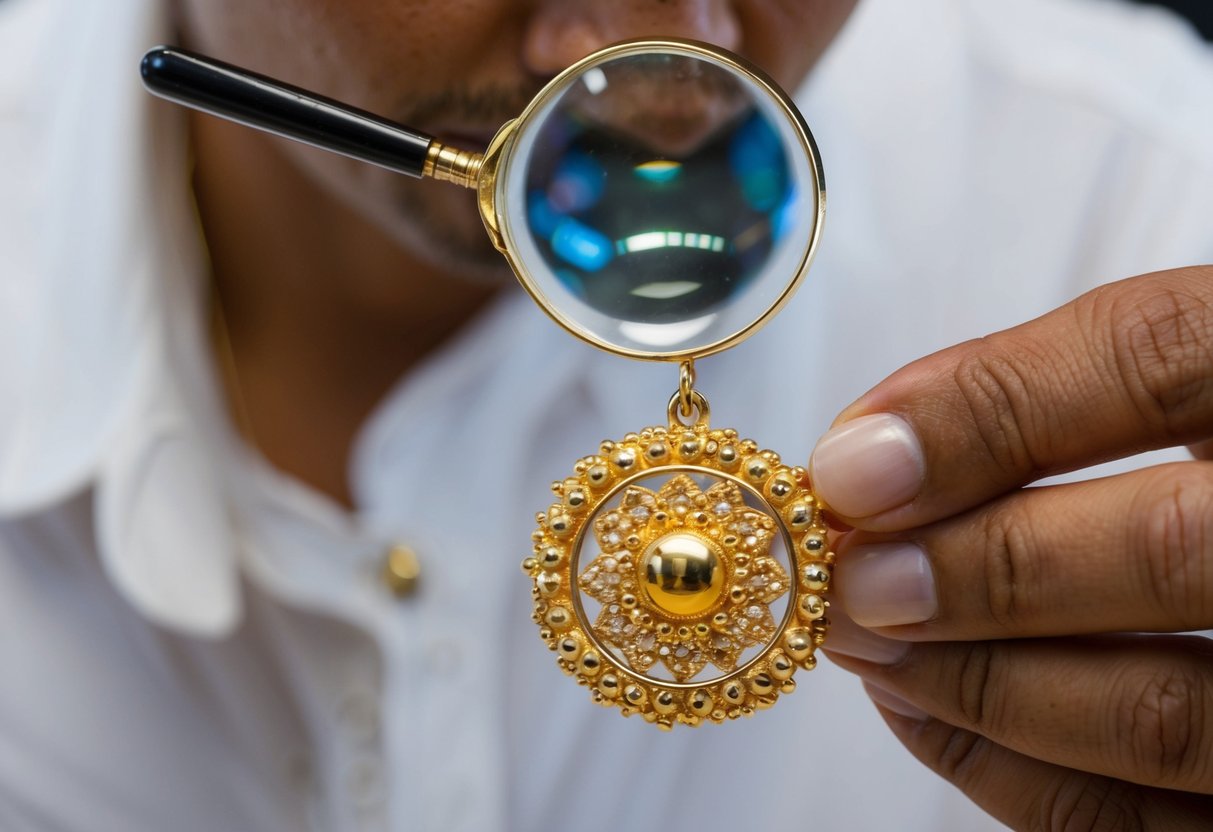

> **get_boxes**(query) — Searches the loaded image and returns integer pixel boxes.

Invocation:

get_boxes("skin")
[174,0,857,505]
[174,0,1213,827]
[817,267,1213,828]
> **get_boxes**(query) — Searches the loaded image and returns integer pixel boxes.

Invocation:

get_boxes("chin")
[385,185,517,287]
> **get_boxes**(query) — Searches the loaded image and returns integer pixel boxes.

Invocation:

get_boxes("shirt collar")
[0,0,243,635]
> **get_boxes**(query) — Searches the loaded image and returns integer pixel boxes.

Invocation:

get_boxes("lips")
[428,126,499,151]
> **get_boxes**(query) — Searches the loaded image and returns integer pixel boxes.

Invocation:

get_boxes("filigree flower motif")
[579,474,789,682]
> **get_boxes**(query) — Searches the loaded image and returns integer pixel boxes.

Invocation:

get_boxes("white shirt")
[2,0,1212,830]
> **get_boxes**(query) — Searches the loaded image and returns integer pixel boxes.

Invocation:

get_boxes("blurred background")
[1132,0,1213,38]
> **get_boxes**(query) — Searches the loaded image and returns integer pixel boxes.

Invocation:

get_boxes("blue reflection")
[550,218,614,272]
[729,113,788,213]
[523,96,797,323]
[527,189,562,238]
[548,152,606,213]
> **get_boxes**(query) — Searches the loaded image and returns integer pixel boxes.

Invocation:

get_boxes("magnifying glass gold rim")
[476,37,827,363]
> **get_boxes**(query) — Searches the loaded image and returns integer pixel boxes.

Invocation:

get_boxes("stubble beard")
[384,183,517,287]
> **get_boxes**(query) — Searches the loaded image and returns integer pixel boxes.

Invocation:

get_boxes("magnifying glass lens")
[498,44,822,358]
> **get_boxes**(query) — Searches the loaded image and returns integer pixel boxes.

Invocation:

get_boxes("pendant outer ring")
[523,422,834,729]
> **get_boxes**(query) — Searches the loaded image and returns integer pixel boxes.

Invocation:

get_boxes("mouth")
[429,126,500,153]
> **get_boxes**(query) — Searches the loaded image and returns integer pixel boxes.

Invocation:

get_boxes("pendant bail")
[669,359,710,429]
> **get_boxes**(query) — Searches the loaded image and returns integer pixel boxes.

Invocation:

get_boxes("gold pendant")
[523,365,833,728]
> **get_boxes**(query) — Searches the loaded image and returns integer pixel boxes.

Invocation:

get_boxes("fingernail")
[810,413,924,517]
[837,542,938,627]
[863,681,929,721]
[823,612,910,665]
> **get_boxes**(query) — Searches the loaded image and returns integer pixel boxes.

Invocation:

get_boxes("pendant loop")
[668,389,710,429]
[677,359,697,419]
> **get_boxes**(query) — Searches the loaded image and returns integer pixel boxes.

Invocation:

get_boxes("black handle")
[140,46,434,178]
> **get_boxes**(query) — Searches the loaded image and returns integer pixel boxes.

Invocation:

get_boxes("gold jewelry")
[522,360,832,727]
[473,41,835,728]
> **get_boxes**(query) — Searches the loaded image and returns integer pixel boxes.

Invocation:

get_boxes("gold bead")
[598,674,621,698]
[786,501,815,530]
[623,684,647,706]
[785,627,814,661]
[722,681,745,704]
[769,651,795,681]
[766,473,796,503]
[712,612,730,629]
[645,441,669,463]
[537,572,561,597]
[520,557,539,574]
[640,533,725,617]
[780,678,797,695]
[547,507,574,538]
[653,690,678,715]
[798,594,826,621]
[381,544,421,598]
[689,689,713,716]
[748,673,775,696]
[743,456,771,482]
[802,654,818,671]
[718,445,739,466]
[610,448,637,472]
[799,562,830,591]
[564,487,588,510]
[801,533,827,555]
[694,623,710,637]
[587,464,610,487]
[544,606,572,630]
[678,433,703,460]
[729,586,746,604]
[579,651,603,676]
[539,546,563,570]
[620,593,638,609]
[557,636,583,660]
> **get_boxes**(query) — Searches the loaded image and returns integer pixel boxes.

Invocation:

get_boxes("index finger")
[809,266,1213,530]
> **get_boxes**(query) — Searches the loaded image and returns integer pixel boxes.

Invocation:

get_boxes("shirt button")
[380,543,421,597]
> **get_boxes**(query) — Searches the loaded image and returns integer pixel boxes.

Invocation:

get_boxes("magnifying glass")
[142,41,833,728]
[141,39,824,360]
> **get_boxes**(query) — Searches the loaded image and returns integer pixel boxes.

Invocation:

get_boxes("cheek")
[176,0,521,108]
[736,0,860,88]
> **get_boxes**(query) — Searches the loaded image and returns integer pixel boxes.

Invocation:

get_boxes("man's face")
[174,0,859,280]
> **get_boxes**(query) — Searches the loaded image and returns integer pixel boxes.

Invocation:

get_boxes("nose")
[522,0,742,78]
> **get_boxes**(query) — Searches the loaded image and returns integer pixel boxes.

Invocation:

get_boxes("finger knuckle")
[980,504,1040,629]
[1138,465,1213,629]
[1102,278,1213,438]
[930,724,991,784]
[954,641,1000,729]
[1115,665,1206,786]
[1036,775,1145,832]
[951,343,1069,478]
[952,348,1036,477]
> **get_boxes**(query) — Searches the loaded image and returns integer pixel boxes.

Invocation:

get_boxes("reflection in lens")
[523,54,795,325]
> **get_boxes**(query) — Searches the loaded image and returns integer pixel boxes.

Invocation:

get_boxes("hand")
[810,266,1213,830]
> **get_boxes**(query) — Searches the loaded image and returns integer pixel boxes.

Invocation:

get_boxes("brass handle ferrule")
[423,141,484,189]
